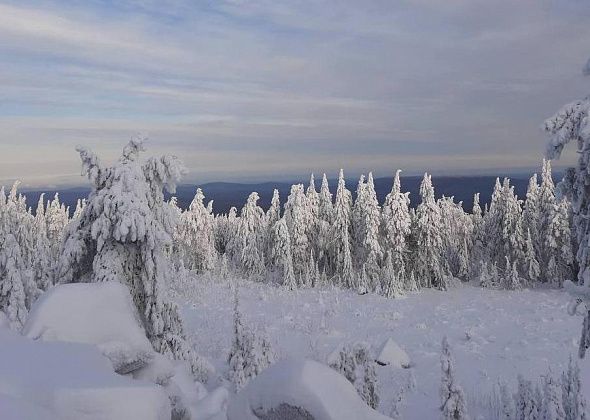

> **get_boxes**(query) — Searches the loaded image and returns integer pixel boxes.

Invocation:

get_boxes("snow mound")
[0,327,169,420]
[227,358,391,420]
[22,282,154,373]
[376,338,411,368]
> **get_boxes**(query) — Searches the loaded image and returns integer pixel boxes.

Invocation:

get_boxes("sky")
[0,0,589,187]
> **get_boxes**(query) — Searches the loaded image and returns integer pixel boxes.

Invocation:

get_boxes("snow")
[22,282,154,373]
[227,358,390,420]
[175,278,589,419]
[376,337,411,368]
[0,327,170,420]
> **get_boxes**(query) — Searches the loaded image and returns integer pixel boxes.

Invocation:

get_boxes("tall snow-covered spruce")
[381,169,411,295]
[414,174,444,289]
[56,138,206,379]
[543,62,590,357]
[440,336,469,420]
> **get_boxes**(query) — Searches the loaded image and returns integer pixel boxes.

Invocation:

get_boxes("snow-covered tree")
[543,78,590,356]
[45,193,69,262]
[352,173,383,289]
[284,184,311,276]
[0,234,28,329]
[214,207,238,256]
[439,196,473,280]
[381,253,404,298]
[56,138,204,378]
[523,173,541,255]
[72,198,86,220]
[524,229,541,284]
[228,288,275,392]
[545,199,574,286]
[176,188,217,273]
[479,261,494,288]
[562,356,587,420]
[440,336,469,420]
[267,189,281,228]
[331,169,354,287]
[306,174,320,260]
[381,169,411,289]
[32,193,52,292]
[270,218,296,290]
[542,373,566,420]
[317,173,334,274]
[483,178,525,272]
[415,174,444,289]
[515,375,540,420]
[500,382,515,420]
[234,192,266,279]
[328,342,379,409]
[503,256,522,291]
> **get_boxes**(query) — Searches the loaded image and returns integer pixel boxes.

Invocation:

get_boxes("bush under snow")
[22,281,154,373]
[376,337,411,369]
[0,326,170,420]
[227,358,391,420]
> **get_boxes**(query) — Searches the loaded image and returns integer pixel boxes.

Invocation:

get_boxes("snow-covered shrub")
[440,336,469,420]
[478,360,587,420]
[328,342,380,409]
[227,358,390,420]
[55,138,205,379]
[22,282,155,374]
[0,234,29,329]
[228,288,275,392]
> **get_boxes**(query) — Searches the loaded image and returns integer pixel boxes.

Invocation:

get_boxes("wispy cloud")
[0,0,589,187]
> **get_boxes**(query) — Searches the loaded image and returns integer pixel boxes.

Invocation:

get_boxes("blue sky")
[0,0,589,187]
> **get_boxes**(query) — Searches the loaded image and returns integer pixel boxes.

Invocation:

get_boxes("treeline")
[171,159,573,294]
[0,158,573,330]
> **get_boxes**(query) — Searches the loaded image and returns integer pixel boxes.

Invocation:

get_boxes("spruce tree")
[228,288,275,392]
[515,375,539,420]
[562,356,587,420]
[57,138,205,379]
[523,173,540,257]
[440,336,469,420]
[331,169,354,287]
[270,218,296,290]
[235,192,266,279]
[353,173,383,289]
[317,173,334,274]
[381,169,411,289]
[0,234,28,329]
[415,174,444,289]
[176,188,217,273]
[284,184,311,277]
[542,373,566,420]
[524,229,541,285]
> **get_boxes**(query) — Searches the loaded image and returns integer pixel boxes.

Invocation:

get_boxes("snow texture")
[376,337,411,368]
[22,282,154,373]
[227,358,391,420]
[0,327,169,420]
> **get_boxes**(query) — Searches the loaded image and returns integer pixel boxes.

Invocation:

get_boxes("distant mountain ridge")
[17,173,562,215]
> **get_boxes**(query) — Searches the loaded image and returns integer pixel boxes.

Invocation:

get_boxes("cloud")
[0,0,589,186]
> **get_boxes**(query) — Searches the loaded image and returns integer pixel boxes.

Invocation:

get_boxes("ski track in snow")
[174,279,589,419]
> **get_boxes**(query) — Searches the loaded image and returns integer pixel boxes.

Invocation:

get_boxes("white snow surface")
[376,337,411,368]
[173,277,590,419]
[22,282,154,372]
[227,358,391,420]
[0,326,170,420]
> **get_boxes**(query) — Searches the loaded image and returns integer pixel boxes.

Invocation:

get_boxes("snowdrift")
[227,358,391,420]
[0,327,170,420]
[22,281,154,373]
[376,337,411,368]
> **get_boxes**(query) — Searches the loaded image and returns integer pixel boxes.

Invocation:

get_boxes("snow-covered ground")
[174,277,589,419]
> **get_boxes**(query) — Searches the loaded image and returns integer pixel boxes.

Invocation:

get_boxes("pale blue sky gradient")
[0,0,589,187]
